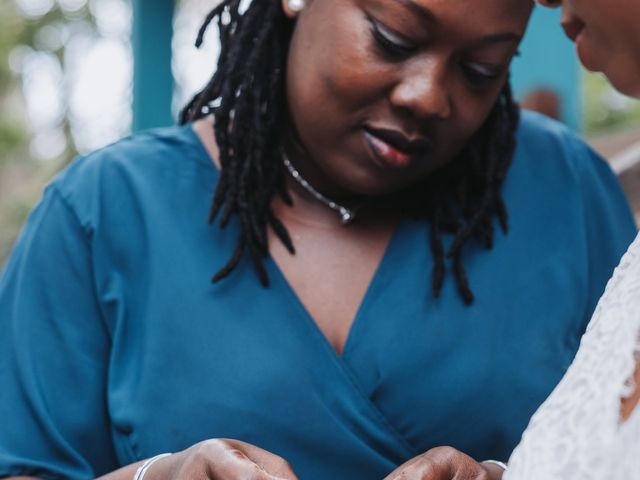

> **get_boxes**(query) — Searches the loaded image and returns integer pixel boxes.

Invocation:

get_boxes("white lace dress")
[505,233,640,480]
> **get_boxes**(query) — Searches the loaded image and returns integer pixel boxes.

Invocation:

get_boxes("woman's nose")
[390,64,452,120]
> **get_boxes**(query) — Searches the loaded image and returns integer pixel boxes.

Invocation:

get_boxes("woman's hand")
[383,446,505,480]
[145,439,299,480]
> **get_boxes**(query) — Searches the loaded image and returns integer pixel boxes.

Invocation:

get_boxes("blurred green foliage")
[584,70,640,134]
[0,2,27,162]
[0,120,27,168]
[0,1,94,262]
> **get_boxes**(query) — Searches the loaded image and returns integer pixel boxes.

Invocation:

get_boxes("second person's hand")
[383,446,504,480]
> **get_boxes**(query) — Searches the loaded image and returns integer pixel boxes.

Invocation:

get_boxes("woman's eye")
[461,63,502,88]
[371,21,417,58]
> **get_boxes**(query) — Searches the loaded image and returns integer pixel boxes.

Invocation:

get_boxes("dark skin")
[5,0,534,479]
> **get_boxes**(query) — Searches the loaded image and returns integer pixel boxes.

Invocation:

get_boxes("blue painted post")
[132,0,175,132]
[512,7,582,131]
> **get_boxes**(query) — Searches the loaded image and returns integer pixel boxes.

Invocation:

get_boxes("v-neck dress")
[0,112,636,480]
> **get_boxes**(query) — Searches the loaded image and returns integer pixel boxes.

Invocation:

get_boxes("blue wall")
[511,7,581,130]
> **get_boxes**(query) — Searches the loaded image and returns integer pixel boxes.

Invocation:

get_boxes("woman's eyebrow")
[395,0,438,25]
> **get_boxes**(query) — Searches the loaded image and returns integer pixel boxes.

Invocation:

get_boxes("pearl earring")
[288,0,306,13]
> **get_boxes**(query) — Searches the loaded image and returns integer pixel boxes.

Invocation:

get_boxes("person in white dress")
[505,1,640,478]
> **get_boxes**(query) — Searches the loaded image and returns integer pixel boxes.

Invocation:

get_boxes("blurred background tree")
[0,0,131,260]
[0,0,83,260]
[584,71,640,135]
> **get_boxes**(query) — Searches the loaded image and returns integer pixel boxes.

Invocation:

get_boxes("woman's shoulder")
[48,124,215,222]
[513,109,612,184]
[508,110,635,246]
[517,109,591,157]
[57,124,211,188]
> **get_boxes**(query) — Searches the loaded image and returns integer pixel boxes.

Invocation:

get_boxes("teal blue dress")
[0,112,636,480]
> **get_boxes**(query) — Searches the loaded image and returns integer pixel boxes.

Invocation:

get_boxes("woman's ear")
[281,0,306,18]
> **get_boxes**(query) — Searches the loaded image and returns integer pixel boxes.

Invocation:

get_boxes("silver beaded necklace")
[282,153,359,225]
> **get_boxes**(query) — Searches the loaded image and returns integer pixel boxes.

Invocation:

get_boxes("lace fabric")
[505,233,640,480]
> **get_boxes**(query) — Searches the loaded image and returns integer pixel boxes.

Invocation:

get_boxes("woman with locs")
[0,0,636,479]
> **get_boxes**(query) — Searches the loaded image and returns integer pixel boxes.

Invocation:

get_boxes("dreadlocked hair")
[180,0,520,306]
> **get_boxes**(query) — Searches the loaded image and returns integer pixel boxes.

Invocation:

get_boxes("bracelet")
[482,459,508,471]
[133,453,173,480]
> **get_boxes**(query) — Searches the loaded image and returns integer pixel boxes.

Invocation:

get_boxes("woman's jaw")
[577,30,640,98]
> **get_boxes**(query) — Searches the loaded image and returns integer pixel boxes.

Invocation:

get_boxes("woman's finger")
[384,446,493,480]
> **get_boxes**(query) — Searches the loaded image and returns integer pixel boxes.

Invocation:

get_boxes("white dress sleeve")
[505,233,640,480]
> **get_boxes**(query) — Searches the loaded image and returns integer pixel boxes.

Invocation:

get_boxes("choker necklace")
[282,153,359,225]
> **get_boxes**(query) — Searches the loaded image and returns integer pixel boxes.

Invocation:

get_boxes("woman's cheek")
[320,43,394,110]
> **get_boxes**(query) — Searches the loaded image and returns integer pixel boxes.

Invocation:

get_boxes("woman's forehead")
[321,0,533,28]
[356,0,532,20]
[309,0,533,39]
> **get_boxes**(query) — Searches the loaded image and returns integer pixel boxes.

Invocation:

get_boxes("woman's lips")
[365,131,412,168]
[363,127,432,169]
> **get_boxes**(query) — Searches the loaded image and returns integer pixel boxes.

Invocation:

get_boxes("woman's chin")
[599,54,640,99]
[576,35,640,98]
[576,33,603,74]
[609,72,640,99]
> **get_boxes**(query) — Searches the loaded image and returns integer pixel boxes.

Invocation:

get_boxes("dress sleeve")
[576,143,638,331]
[0,184,118,479]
